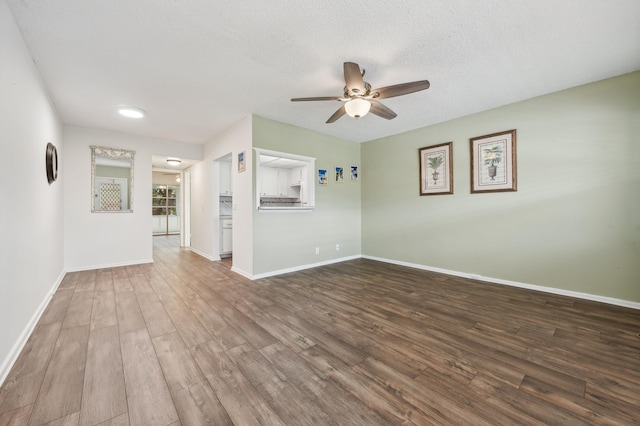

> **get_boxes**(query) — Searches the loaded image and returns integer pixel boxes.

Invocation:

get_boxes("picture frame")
[419,142,453,195]
[318,169,328,185]
[350,165,359,181]
[470,129,517,193]
[335,166,344,182]
[237,151,246,173]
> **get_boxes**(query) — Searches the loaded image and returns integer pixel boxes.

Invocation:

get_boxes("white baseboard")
[230,266,252,280]
[0,269,66,387]
[65,258,154,272]
[188,247,220,262]
[363,255,640,311]
[251,255,362,280]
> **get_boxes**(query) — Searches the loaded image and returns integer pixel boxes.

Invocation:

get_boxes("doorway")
[215,154,233,259]
[183,169,191,247]
[152,183,180,235]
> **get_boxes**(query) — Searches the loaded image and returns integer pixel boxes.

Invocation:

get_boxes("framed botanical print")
[470,129,517,193]
[419,142,453,195]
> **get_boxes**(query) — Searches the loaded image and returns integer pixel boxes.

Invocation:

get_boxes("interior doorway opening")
[215,154,233,259]
[152,170,183,237]
[152,183,180,235]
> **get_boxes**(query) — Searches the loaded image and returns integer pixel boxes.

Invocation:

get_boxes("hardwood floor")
[1,235,639,425]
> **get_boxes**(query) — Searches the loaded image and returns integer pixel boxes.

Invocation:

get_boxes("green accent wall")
[362,72,640,302]
[252,116,361,275]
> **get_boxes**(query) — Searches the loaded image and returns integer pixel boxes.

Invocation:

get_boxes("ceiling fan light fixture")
[117,105,145,118]
[345,98,371,119]
[166,158,181,166]
[291,62,428,123]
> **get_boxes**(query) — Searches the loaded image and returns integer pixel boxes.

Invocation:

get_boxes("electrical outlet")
[315,247,320,255]
[336,244,340,251]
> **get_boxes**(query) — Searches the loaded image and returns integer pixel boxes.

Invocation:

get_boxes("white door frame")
[182,170,191,247]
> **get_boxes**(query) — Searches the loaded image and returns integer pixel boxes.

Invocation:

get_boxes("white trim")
[65,259,154,272]
[363,255,640,311]
[258,207,315,212]
[188,247,220,262]
[231,266,253,280]
[0,270,66,387]
[186,251,251,278]
[250,255,361,280]
[189,250,252,279]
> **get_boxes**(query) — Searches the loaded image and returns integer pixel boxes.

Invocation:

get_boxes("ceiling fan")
[291,62,430,123]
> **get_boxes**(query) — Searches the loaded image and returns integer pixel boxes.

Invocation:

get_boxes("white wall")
[189,116,253,276]
[188,158,216,258]
[63,126,201,270]
[0,1,64,383]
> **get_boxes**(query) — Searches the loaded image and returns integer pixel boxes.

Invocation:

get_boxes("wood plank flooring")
[1,235,639,425]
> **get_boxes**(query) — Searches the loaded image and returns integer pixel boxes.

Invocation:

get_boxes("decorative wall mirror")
[91,146,135,212]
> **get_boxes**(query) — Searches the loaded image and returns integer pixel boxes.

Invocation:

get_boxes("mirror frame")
[91,145,135,213]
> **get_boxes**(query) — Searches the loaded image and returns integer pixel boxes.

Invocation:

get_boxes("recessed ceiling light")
[117,105,145,118]
[167,158,181,166]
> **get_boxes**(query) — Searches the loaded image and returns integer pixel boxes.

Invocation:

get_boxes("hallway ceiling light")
[117,105,145,118]
[166,158,181,166]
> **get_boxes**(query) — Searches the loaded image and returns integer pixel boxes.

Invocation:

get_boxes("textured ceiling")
[6,0,640,144]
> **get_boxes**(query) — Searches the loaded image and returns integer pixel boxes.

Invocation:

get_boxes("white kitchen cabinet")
[220,218,232,257]
[289,167,303,186]
[219,161,232,195]
[260,167,279,196]
[277,170,289,196]
[261,167,291,197]
[292,167,309,201]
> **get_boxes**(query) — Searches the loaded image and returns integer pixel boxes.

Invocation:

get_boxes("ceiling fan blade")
[369,100,397,120]
[371,80,430,99]
[344,62,365,94]
[291,96,340,102]
[326,105,346,123]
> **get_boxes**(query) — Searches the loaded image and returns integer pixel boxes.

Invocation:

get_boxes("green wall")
[361,72,640,302]
[252,116,361,275]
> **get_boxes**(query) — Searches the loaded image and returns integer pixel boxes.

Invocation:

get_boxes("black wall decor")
[46,142,58,184]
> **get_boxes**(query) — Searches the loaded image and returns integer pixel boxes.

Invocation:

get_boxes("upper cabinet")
[219,160,232,195]
[255,149,315,210]
[260,167,301,197]
[260,167,281,196]
[289,167,304,187]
